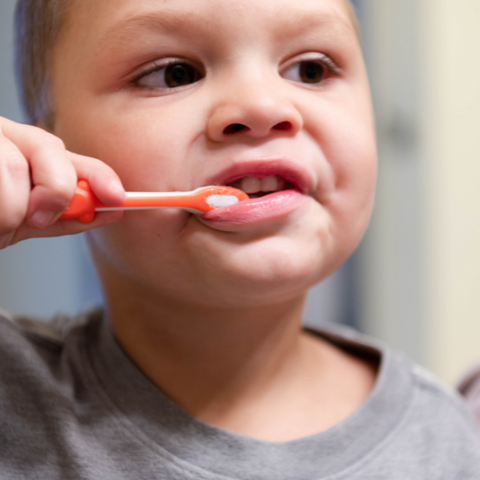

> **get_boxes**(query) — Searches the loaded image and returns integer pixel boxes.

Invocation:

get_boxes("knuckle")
[22,123,48,141]
[40,131,65,150]
[1,150,28,179]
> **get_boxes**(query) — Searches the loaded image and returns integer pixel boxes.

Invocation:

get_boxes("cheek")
[55,99,199,191]
[327,140,377,264]
[305,87,377,202]
[88,209,193,289]
[329,136,377,254]
[305,97,377,256]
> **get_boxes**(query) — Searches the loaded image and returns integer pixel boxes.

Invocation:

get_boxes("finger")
[0,134,31,235]
[69,152,126,206]
[10,210,124,245]
[1,120,77,228]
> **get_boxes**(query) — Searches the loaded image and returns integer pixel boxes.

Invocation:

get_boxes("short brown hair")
[14,0,358,127]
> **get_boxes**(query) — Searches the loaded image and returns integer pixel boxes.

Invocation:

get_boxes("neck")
[103,273,308,418]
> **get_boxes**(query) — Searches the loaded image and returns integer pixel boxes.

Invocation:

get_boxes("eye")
[133,61,203,90]
[299,62,325,83]
[281,56,339,85]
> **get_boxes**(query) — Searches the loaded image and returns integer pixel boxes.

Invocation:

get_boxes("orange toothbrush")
[60,180,249,224]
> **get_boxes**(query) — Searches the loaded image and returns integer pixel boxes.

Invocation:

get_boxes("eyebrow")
[100,8,357,47]
[274,10,357,41]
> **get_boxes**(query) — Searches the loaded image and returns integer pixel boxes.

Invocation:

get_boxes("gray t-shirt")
[1,308,480,479]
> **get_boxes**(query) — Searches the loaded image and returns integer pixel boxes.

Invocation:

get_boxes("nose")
[206,75,303,142]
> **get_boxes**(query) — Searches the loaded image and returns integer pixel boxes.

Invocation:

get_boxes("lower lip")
[199,189,305,231]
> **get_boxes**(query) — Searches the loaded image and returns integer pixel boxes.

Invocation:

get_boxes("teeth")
[260,175,278,192]
[240,177,261,194]
[236,175,285,195]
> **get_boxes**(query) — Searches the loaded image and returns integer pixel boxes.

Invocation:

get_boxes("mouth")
[198,159,312,230]
[206,158,312,198]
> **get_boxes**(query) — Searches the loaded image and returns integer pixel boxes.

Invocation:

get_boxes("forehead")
[62,0,356,48]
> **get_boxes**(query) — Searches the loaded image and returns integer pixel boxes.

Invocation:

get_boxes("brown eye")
[281,54,338,86]
[299,61,325,84]
[164,63,198,87]
[135,61,203,90]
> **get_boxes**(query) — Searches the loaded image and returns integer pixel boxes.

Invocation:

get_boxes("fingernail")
[30,211,55,229]
[109,180,125,198]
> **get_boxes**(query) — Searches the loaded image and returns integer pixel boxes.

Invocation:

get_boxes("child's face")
[52,0,376,308]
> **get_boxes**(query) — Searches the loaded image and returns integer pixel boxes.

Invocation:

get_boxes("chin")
[184,241,340,308]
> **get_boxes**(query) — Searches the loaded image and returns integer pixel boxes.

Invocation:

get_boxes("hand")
[0,116,125,250]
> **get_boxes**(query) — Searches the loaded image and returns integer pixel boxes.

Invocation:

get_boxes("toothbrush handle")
[59,181,212,224]
[60,180,104,224]
[60,181,248,224]
[60,181,206,224]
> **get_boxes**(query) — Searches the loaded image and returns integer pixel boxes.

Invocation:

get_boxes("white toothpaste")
[206,195,240,208]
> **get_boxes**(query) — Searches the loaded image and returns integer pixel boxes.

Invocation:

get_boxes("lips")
[198,158,313,230]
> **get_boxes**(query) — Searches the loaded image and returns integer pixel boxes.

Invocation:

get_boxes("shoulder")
[0,307,98,344]
[0,309,108,475]
[309,323,480,476]
[408,362,480,439]
[384,363,480,477]
[0,307,102,382]
[330,322,479,435]
[0,307,104,419]
[0,307,101,344]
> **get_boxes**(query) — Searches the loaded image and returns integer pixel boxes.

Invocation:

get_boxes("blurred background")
[1,0,480,385]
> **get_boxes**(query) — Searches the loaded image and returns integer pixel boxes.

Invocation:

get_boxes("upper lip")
[204,158,314,195]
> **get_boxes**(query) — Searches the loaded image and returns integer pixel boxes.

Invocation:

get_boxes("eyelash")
[129,59,199,85]
[128,54,341,91]
[312,55,341,77]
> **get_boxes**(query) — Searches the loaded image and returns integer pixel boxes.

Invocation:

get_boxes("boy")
[1,0,479,478]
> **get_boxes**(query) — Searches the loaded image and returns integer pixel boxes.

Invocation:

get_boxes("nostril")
[223,123,248,135]
[272,121,292,131]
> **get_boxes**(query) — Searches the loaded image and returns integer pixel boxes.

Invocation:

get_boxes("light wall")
[358,0,425,367]
[420,1,480,383]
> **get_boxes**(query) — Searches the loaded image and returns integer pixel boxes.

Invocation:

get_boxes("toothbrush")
[60,180,249,224]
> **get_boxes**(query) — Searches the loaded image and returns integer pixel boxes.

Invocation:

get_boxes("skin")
[0,0,377,441]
